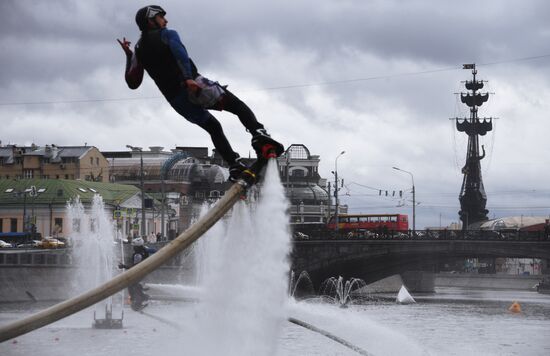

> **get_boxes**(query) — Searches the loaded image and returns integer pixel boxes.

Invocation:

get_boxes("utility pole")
[393,167,415,233]
[127,145,146,237]
[334,151,345,233]
[327,181,331,225]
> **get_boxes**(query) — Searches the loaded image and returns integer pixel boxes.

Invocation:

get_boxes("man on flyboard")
[117,5,284,184]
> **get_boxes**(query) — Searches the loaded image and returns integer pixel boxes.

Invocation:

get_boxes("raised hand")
[116,37,133,56]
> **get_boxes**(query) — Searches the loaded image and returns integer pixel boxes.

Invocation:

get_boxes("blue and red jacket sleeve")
[160,29,194,80]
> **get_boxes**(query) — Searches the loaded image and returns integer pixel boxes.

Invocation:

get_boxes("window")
[292,169,305,177]
[90,157,94,165]
[10,218,17,232]
[24,170,34,178]
[65,174,69,179]
[54,218,63,233]
[96,157,99,165]
[0,218,3,232]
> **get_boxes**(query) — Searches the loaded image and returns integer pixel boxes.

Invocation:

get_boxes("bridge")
[290,230,550,290]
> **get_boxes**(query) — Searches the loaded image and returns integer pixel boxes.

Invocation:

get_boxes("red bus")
[327,214,409,232]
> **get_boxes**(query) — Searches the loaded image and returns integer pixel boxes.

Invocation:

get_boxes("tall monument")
[455,64,493,228]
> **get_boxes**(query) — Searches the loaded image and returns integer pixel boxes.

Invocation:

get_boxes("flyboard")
[0,144,280,343]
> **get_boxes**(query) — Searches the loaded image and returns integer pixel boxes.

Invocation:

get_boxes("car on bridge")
[16,240,42,248]
[0,239,13,248]
[39,237,66,249]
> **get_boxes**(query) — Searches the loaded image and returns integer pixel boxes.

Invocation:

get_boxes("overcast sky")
[1,0,550,228]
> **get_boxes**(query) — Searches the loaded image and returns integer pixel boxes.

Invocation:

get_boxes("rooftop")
[0,179,140,207]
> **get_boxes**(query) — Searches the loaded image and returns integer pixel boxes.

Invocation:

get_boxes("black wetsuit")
[132,28,264,165]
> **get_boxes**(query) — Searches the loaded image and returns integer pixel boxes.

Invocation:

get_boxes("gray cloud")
[2,0,550,228]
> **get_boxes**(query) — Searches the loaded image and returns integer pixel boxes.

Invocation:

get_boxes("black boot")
[251,129,284,159]
[228,157,248,182]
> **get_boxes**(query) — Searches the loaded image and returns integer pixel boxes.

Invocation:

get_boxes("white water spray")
[67,195,118,313]
[185,160,291,356]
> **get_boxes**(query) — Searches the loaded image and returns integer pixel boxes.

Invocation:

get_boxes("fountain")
[289,270,315,299]
[182,160,291,355]
[319,276,368,307]
[67,194,123,328]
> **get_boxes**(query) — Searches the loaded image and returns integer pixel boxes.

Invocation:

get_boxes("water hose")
[288,317,373,356]
[140,311,181,330]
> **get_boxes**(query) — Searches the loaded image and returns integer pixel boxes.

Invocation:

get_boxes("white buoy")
[396,285,416,304]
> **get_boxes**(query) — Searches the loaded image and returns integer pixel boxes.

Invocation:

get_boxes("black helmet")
[135,5,166,31]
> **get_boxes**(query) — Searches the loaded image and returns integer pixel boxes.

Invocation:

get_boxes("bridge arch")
[292,240,550,289]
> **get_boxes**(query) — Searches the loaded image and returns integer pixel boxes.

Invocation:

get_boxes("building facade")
[103,144,338,235]
[0,144,109,182]
[0,143,340,241]
[0,179,160,242]
[103,146,229,239]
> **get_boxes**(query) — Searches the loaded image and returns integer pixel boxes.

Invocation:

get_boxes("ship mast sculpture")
[454,64,493,229]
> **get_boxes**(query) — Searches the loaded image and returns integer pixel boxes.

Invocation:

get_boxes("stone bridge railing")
[292,227,550,242]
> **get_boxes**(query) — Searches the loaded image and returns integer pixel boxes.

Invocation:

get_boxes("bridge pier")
[401,271,435,293]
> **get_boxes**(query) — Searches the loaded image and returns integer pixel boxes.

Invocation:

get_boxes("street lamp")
[161,156,193,240]
[334,151,346,233]
[127,145,146,238]
[392,166,415,233]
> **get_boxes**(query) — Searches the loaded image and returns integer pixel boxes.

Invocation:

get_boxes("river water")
[1,286,549,355]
